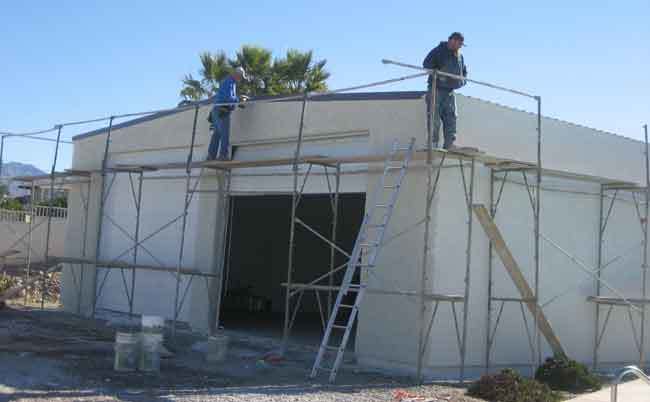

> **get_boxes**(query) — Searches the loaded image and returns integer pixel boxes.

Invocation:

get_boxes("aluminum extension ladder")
[310,137,417,382]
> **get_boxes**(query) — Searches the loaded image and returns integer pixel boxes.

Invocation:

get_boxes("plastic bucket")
[114,332,139,372]
[139,333,162,372]
[206,334,229,362]
[142,315,165,335]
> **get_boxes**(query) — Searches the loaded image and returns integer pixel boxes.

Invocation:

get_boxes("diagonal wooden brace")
[473,204,566,357]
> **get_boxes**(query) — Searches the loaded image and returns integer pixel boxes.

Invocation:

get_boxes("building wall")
[64,93,649,377]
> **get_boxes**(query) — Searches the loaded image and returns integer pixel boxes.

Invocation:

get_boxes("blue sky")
[1,0,648,172]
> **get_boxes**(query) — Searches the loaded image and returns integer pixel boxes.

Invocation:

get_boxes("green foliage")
[535,355,601,392]
[468,369,561,402]
[0,198,23,211]
[180,45,330,100]
[0,275,17,294]
[37,196,67,208]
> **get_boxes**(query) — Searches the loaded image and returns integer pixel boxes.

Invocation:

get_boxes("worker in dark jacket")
[423,32,467,150]
[207,67,248,160]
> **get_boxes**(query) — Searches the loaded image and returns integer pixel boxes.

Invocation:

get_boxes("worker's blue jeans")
[208,108,231,160]
[426,86,457,148]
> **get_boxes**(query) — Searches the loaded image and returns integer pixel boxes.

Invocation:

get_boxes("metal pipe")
[78,180,91,314]
[485,168,495,373]
[171,105,200,339]
[129,172,144,316]
[640,124,649,367]
[91,116,114,317]
[25,180,35,306]
[416,73,437,382]
[381,59,537,99]
[41,125,63,309]
[534,96,542,366]
[459,157,476,382]
[212,169,232,333]
[282,93,309,351]
[611,365,650,402]
[328,164,341,319]
[594,184,605,369]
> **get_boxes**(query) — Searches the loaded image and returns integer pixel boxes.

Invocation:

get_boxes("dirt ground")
[0,304,483,402]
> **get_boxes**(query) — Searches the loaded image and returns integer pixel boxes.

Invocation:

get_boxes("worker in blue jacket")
[423,32,467,150]
[208,67,248,160]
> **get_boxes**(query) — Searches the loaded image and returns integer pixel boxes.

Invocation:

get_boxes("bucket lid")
[116,332,139,343]
[142,315,165,328]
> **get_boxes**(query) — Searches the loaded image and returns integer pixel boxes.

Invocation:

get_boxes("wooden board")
[472,204,566,357]
[49,256,218,278]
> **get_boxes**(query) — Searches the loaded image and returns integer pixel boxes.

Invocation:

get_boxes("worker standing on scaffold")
[207,66,248,160]
[423,32,467,150]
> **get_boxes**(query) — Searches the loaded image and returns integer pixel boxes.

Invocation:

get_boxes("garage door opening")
[219,193,365,346]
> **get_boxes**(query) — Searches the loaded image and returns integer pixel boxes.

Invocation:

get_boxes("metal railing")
[0,206,67,222]
[611,365,650,402]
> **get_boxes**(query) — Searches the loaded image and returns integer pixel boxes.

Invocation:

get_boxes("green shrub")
[468,368,561,402]
[535,355,601,392]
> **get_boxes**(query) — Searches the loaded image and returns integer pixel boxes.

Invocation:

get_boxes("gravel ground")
[0,306,485,402]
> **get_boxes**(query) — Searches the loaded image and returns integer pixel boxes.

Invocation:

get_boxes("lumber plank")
[472,204,566,357]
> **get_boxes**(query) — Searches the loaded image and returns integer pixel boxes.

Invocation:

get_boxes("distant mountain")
[1,162,47,196]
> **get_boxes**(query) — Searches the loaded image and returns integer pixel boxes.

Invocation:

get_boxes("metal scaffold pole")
[534,96,543,366]
[211,168,232,334]
[77,179,91,314]
[416,72,437,382]
[129,171,144,316]
[41,124,63,309]
[172,105,200,339]
[459,157,476,382]
[641,124,649,367]
[328,164,341,318]
[25,180,35,306]
[485,169,495,373]
[282,92,309,351]
[92,116,114,316]
[593,183,605,369]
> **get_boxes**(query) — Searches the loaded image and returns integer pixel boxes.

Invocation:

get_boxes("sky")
[1,0,648,172]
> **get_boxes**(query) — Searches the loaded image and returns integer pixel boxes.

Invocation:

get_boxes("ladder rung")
[360,243,379,248]
[325,346,340,351]
[396,146,412,151]
[332,324,347,330]
[366,224,385,228]
[375,204,389,208]
[355,263,374,268]
[339,304,356,309]
[386,166,403,170]
[384,185,399,189]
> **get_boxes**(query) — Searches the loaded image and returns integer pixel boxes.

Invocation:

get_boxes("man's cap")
[448,32,466,46]
[235,66,248,80]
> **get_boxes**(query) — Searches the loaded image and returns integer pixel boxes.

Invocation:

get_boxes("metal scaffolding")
[4,61,648,382]
[590,125,650,370]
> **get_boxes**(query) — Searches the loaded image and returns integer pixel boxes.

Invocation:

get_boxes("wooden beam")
[48,256,218,278]
[472,204,566,357]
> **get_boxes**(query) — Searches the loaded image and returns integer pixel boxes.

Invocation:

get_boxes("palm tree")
[179,46,330,101]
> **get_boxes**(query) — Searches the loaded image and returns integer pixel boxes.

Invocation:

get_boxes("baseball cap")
[449,32,466,46]
[235,66,248,80]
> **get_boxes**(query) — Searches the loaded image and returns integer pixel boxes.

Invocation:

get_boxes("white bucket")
[139,333,162,372]
[206,334,229,362]
[114,332,139,372]
[142,315,165,335]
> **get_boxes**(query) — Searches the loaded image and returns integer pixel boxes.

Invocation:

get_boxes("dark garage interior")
[219,193,365,343]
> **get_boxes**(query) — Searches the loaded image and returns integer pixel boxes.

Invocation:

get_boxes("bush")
[468,368,561,402]
[535,355,601,392]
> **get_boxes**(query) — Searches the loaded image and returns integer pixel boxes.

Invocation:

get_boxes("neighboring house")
[60,91,649,378]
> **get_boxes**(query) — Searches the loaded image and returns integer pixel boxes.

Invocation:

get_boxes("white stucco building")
[60,91,649,379]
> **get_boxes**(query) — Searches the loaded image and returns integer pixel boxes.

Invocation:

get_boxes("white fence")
[0,207,68,223]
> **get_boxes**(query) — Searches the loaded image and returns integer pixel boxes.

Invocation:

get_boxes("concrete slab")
[569,380,650,402]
